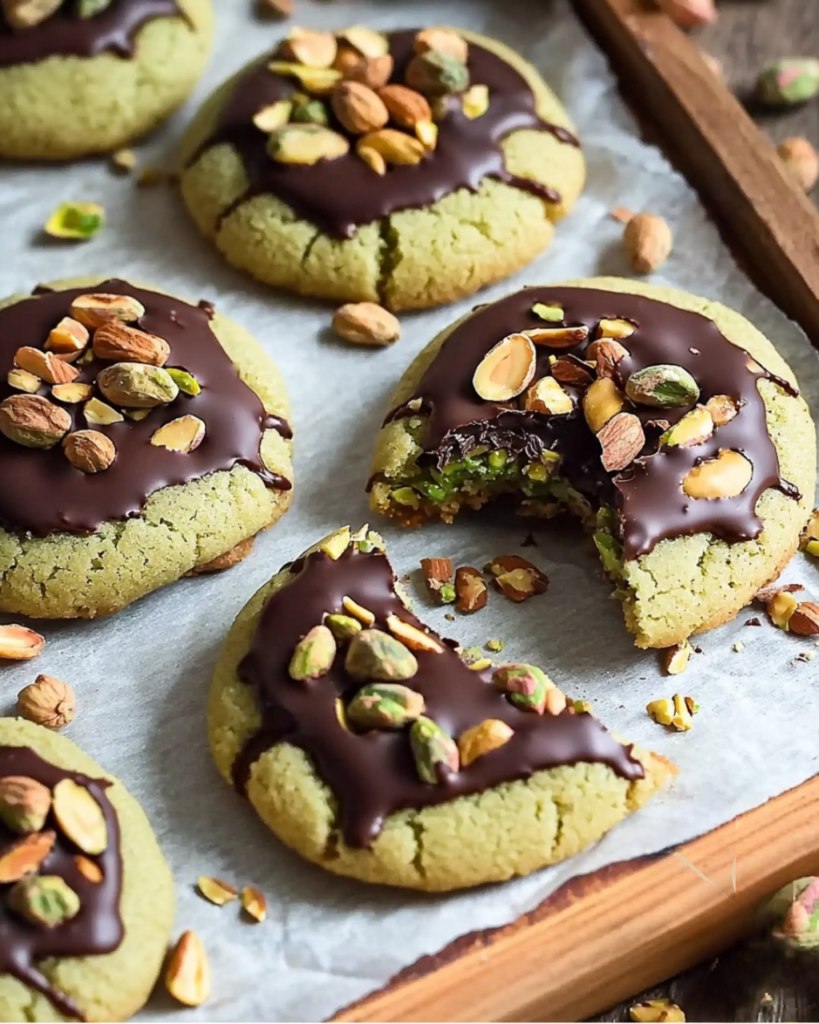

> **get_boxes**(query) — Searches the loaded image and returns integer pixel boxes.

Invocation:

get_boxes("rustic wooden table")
[595,2,818,1020]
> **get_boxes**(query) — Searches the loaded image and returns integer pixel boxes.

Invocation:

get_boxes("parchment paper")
[1,1,818,1020]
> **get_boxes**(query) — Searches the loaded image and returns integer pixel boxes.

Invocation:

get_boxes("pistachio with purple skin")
[345,629,418,682]
[768,877,819,949]
[492,663,550,714]
[409,716,459,784]
[756,58,819,107]
[346,684,425,730]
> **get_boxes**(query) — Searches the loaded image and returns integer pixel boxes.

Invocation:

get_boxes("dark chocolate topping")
[236,544,644,848]
[383,287,799,560]
[0,280,290,538]
[193,30,579,240]
[0,745,123,1021]
[0,0,184,68]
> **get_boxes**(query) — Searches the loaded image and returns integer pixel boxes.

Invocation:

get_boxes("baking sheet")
[2,0,819,1019]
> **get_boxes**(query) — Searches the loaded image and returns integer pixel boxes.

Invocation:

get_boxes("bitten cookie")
[0,0,214,160]
[0,276,293,619]
[0,718,174,1022]
[208,526,672,893]
[368,278,817,649]
[179,26,585,311]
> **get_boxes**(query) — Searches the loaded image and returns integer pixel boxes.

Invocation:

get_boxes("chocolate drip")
[0,0,184,67]
[0,280,291,537]
[192,30,579,240]
[236,545,644,848]
[0,746,123,1021]
[383,287,799,559]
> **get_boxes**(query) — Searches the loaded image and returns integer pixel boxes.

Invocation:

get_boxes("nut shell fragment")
[0,625,45,662]
[17,674,75,729]
[166,931,211,1008]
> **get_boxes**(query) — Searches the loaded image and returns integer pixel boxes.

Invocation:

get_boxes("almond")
[473,333,537,402]
[14,347,79,385]
[414,27,469,64]
[342,53,394,90]
[788,601,819,636]
[93,322,170,366]
[63,430,116,474]
[377,84,432,127]
[17,674,75,729]
[592,339,629,379]
[0,625,45,661]
[280,27,337,68]
[597,412,645,472]
[332,302,400,346]
[357,128,426,166]
[340,27,389,59]
[454,566,488,613]
[524,325,589,350]
[70,293,145,328]
[623,213,673,274]
[166,931,211,1008]
[331,81,389,134]
[0,394,71,449]
[419,557,454,604]
[46,317,89,356]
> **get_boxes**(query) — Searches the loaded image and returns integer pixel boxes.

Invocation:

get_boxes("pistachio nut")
[346,683,426,730]
[405,50,470,96]
[462,83,489,119]
[531,303,565,323]
[492,663,553,714]
[661,406,714,447]
[9,875,81,929]
[324,614,363,641]
[46,316,89,356]
[83,397,124,425]
[0,830,56,884]
[289,624,337,681]
[756,58,819,107]
[0,776,52,834]
[413,28,469,63]
[97,362,179,408]
[7,368,41,394]
[44,201,105,241]
[582,377,625,433]
[345,628,418,682]
[53,778,108,855]
[409,716,460,784]
[457,718,514,767]
[70,292,145,328]
[625,364,700,408]
[473,332,537,402]
[682,449,752,499]
[268,123,350,164]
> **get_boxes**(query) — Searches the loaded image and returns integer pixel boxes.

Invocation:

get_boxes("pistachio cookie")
[369,278,816,649]
[0,718,174,1022]
[179,26,585,311]
[208,526,672,893]
[0,276,293,618]
[0,0,213,160]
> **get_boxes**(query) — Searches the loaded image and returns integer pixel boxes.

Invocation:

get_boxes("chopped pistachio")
[44,202,105,241]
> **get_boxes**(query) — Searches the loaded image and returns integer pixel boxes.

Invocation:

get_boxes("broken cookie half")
[208,525,674,892]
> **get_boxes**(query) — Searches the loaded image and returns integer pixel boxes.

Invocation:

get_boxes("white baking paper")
[1,1,818,1020]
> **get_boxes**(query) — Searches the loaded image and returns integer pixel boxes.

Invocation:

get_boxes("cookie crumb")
[110,148,137,175]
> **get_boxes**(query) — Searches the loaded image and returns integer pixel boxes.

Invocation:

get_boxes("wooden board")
[336,775,819,1022]
[334,4,819,1020]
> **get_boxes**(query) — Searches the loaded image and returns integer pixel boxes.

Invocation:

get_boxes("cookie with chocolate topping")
[368,278,816,648]
[0,717,174,1022]
[179,26,585,311]
[208,526,673,892]
[0,0,213,160]
[0,276,293,618]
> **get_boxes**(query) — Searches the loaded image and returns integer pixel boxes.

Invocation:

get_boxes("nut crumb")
[732,640,744,653]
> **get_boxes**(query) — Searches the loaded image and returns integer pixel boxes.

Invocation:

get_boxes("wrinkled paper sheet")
[1,0,818,1019]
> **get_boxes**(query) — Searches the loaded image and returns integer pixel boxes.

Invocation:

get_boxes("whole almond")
[414,28,469,64]
[623,213,673,274]
[597,412,645,472]
[378,84,432,127]
[14,347,79,385]
[93,323,171,366]
[331,81,389,134]
[0,625,45,662]
[332,302,401,346]
[69,293,145,328]
[343,53,394,90]
[0,394,71,449]
[63,430,116,474]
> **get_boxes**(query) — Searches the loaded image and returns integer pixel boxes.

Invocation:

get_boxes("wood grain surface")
[596,3,819,1020]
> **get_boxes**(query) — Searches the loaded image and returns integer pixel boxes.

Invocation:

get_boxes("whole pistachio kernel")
[409,716,460,784]
[324,614,363,642]
[0,776,52,834]
[289,625,337,681]
[44,202,105,241]
[345,629,418,682]
[97,362,179,408]
[625,364,700,408]
[166,368,201,396]
[9,875,81,929]
[346,683,425,730]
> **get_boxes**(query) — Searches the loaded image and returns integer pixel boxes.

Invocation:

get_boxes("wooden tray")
[334,2,819,1019]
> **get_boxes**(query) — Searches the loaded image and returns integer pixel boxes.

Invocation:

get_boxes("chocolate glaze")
[0,0,184,68]
[236,545,644,848]
[382,287,799,560]
[0,280,291,537]
[0,745,123,1021]
[192,30,579,240]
